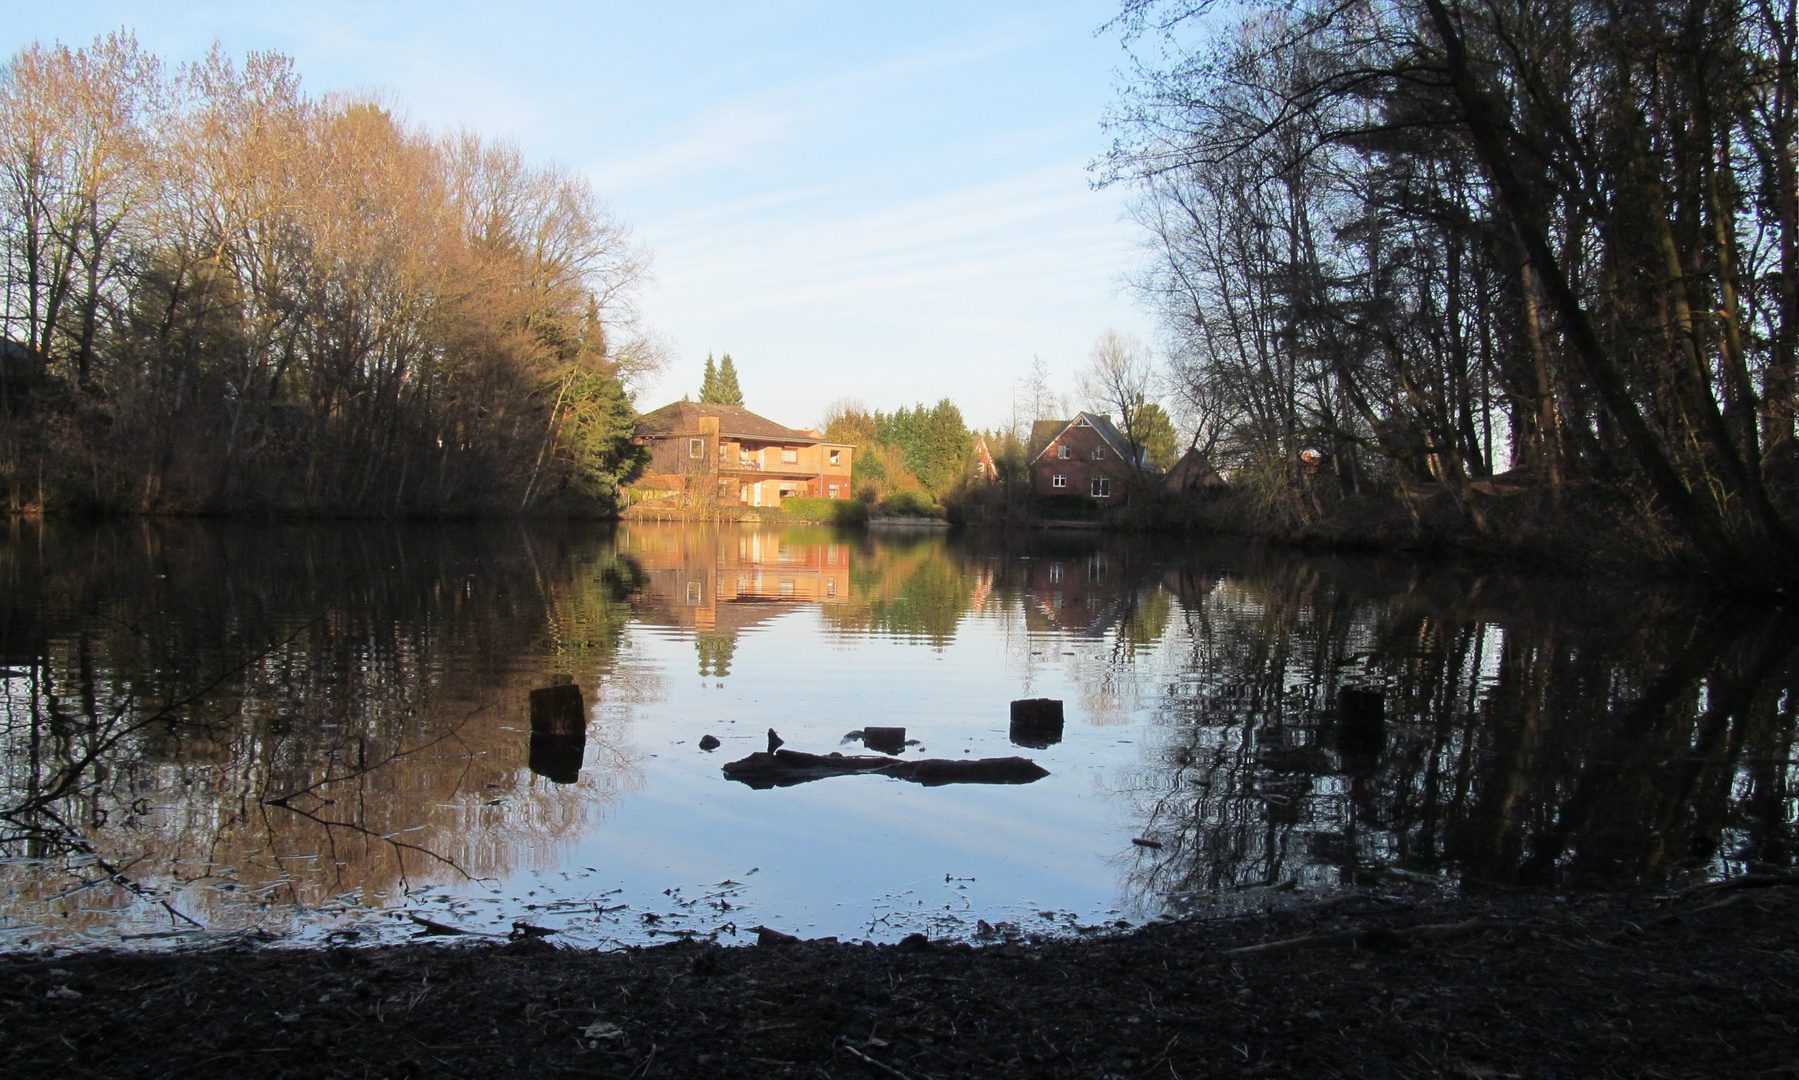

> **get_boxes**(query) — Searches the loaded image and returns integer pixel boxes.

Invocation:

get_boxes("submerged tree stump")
[530,681,586,738]
[863,726,906,754]
[1009,698,1065,748]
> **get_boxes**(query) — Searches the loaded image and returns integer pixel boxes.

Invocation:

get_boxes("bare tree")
[1011,355,1068,440]
[1080,329,1157,464]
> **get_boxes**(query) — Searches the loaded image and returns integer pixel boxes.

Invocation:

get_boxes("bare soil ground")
[4,883,1795,1079]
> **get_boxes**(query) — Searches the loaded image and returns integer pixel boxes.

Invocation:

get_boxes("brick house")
[630,402,855,508]
[1026,412,1149,502]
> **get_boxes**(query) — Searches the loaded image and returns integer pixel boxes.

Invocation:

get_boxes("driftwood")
[722,749,1049,790]
[1221,917,1494,958]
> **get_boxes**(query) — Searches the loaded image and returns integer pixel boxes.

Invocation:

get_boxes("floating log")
[721,749,1048,790]
[529,681,586,738]
[863,726,906,755]
[529,732,584,784]
[1009,698,1064,748]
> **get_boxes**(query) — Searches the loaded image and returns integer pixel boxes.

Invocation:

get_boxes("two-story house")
[1026,412,1149,502]
[631,402,855,508]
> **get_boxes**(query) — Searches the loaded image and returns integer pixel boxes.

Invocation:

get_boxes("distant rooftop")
[635,401,818,443]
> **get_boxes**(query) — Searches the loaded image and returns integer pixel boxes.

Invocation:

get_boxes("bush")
[876,489,938,517]
[1034,494,1099,520]
[776,496,869,526]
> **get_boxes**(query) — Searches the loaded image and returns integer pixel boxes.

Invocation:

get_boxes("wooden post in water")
[528,678,587,783]
[529,678,586,738]
[1009,698,1064,748]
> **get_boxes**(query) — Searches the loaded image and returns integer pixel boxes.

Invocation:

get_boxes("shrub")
[1034,494,1099,520]
[777,496,869,526]
[876,489,938,517]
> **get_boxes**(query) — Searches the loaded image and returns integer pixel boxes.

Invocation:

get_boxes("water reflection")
[0,518,1792,949]
[1115,561,1798,904]
[0,519,645,942]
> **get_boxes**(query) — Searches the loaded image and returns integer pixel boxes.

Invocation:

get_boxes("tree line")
[1102,0,1798,585]
[824,397,973,505]
[0,34,652,516]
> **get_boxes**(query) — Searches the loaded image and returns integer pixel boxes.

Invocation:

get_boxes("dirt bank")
[5,882,1795,1079]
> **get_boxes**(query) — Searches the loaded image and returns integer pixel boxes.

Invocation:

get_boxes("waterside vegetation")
[0,34,651,517]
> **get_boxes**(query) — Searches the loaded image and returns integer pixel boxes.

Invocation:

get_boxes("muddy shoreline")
[6,883,1794,1079]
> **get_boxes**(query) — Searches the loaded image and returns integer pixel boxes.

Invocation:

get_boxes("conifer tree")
[714,354,744,406]
[698,354,719,403]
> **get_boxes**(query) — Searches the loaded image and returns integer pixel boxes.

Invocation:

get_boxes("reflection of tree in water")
[0,520,647,942]
[695,634,735,677]
[819,534,975,646]
[1112,555,1798,909]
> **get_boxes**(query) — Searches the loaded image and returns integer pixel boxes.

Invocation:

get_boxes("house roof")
[1165,447,1227,490]
[1026,412,1143,467]
[635,401,817,443]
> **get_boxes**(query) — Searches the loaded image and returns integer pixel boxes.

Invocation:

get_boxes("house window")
[686,581,703,605]
[781,447,798,463]
[720,444,730,460]
[1052,474,1066,488]
[1091,476,1111,498]
[689,438,705,457]
[826,579,837,597]
[1078,416,1092,427]
[829,449,842,465]
[1092,445,1105,460]
[1057,444,1071,460]
[828,484,840,499]
[1049,564,1064,583]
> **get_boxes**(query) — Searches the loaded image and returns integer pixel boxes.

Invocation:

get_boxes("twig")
[840,1040,917,1080]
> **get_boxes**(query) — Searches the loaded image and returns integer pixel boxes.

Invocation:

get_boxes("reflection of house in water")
[618,525,853,676]
[1020,552,1135,636]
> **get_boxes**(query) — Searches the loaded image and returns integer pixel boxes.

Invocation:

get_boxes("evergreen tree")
[715,354,744,406]
[871,399,970,495]
[1136,401,1180,471]
[698,354,719,402]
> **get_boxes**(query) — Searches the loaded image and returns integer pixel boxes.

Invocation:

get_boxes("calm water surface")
[0,520,1792,951]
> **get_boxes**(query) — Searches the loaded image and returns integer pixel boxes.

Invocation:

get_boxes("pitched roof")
[635,401,817,443]
[1025,420,1065,463]
[1165,447,1227,490]
[1026,412,1145,468]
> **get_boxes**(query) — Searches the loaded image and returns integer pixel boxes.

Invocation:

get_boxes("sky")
[0,1,1160,432]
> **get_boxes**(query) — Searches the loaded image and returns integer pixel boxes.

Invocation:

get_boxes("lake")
[0,519,1791,951]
